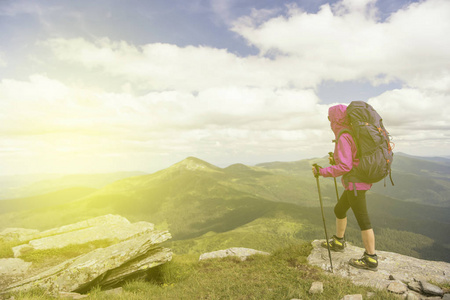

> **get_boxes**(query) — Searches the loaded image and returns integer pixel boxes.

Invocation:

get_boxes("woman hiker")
[312,104,378,271]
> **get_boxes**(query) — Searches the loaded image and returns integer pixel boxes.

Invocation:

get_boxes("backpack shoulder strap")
[333,129,359,157]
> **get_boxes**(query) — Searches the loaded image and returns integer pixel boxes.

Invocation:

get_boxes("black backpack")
[336,101,394,186]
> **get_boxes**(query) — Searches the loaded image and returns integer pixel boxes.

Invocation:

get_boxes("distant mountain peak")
[174,157,221,172]
[225,163,250,170]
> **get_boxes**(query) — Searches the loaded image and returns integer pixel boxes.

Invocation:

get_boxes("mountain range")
[0,171,146,200]
[0,153,449,262]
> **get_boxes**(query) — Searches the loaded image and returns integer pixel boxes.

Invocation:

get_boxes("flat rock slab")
[308,240,450,290]
[13,221,154,257]
[0,258,32,290]
[199,247,270,261]
[0,258,31,276]
[36,214,131,238]
[0,228,39,242]
[3,229,171,295]
[4,214,130,245]
[420,281,444,297]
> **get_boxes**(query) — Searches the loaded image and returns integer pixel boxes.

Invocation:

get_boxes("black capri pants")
[334,190,372,231]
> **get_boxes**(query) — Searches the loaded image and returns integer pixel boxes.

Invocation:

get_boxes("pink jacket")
[319,105,372,191]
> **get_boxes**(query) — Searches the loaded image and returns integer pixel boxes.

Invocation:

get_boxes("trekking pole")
[328,152,340,203]
[313,163,333,273]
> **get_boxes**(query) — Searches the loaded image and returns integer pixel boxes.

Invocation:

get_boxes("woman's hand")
[312,165,321,177]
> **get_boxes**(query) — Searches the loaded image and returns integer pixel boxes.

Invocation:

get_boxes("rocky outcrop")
[199,247,270,261]
[1,215,129,244]
[0,215,172,296]
[0,228,39,242]
[0,258,32,289]
[308,240,450,298]
[9,215,152,257]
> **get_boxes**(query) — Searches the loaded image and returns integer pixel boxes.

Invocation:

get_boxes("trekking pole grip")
[328,152,335,166]
[313,163,320,178]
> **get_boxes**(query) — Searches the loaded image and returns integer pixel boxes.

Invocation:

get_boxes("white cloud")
[44,37,338,91]
[369,88,450,130]
[368,88,450,155]
[0,74,330,174]
[44,0,450,93]
[0,75,325,134]
[232,0,450,91]
[2,0,450,174]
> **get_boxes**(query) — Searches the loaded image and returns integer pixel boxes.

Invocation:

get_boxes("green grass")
[0,236,118,261]
[0,239,22,258]
[9,242,399,300]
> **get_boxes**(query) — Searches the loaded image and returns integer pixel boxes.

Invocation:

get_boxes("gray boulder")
[199,247,270,261]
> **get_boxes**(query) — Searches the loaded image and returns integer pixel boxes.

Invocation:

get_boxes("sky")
[0,0,449,175]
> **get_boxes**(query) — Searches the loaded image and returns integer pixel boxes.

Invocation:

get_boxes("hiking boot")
[321,235,346,252]
[349,251,378,271]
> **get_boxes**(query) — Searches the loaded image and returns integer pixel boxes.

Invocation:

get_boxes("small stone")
[199,247,270,261]
[407,281,422,293]
[59,292,88,299]
[420,281,444,297]
[406,291,422,300]
[104,287,123,295]
[388,282,408,294]
[309,281,324,294]
[341,294,363,300]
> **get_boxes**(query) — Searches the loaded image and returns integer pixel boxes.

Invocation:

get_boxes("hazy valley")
[0,153,449,264]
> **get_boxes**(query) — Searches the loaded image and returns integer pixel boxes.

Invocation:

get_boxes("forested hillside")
[0,154,448,262]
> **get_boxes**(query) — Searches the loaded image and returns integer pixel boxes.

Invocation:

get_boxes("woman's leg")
[336,217,347,239]
[361,229,375,255]
[348,190,375,255]
[334,191,351,238]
